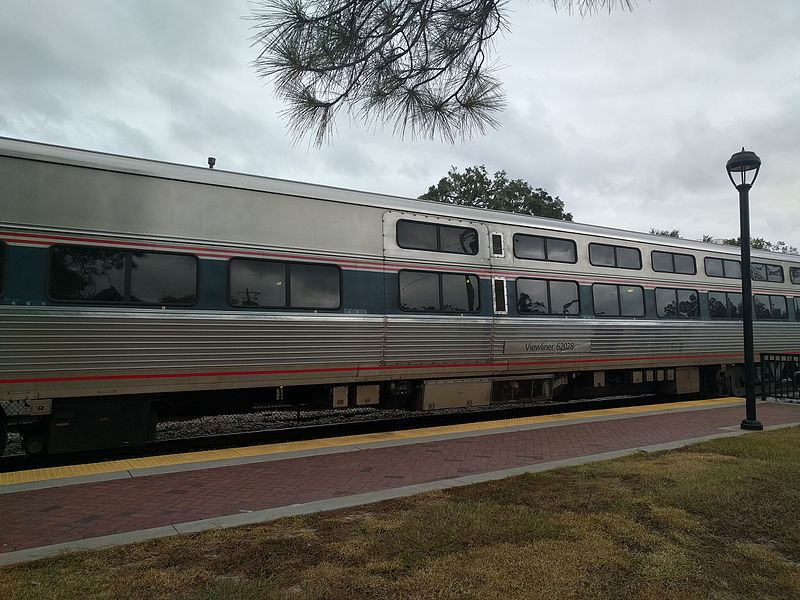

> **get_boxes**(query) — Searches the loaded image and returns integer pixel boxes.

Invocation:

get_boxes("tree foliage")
[420,165,573,220]
[649,228,680,238]
[249,0,634,145]
[717,237,799,255]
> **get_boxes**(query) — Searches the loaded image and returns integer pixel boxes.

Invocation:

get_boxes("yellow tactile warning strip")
[0,397,742,486]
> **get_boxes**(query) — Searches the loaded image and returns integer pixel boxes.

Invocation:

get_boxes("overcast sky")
[2,1,799,244]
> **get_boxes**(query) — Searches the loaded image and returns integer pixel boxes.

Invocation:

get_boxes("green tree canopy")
[420,165,573,220]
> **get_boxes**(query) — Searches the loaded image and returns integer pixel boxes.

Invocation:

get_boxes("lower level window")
[50,245,197,305]
[399,270,479,313]
[754,294,787,320]
[655,288,700,319]
[592,284,644,317]
[229,258,340,309]
[516,278,579,315]
[708,291,743,319]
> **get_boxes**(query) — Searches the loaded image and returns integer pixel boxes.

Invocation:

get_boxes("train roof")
[1,135,795,263]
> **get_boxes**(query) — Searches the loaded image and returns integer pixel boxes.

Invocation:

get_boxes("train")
[2,137,799,455]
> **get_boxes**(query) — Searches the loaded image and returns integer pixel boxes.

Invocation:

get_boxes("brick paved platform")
[2,400,799,565]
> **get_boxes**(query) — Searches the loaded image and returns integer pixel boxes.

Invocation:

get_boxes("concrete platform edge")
[3,418,795,567]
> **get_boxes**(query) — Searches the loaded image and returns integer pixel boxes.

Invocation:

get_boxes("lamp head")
[726,147,761,188]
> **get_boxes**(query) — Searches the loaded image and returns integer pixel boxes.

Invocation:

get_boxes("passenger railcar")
[2,137,799,454]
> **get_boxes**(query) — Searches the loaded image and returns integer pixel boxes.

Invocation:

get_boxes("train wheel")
[20,425,48,456]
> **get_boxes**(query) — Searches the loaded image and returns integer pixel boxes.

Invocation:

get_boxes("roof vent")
[208,156,216,169]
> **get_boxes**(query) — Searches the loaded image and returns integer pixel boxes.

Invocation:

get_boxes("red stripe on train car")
[0,352,745,385]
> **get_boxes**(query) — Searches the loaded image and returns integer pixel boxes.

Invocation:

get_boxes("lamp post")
[726,148,763,431]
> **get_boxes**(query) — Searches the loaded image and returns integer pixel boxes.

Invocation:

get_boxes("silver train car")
[2,137,799,454]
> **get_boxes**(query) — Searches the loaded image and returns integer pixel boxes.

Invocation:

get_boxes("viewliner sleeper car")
[1,138,798,454]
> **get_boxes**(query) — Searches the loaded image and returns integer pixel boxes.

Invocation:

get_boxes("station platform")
[2,397,799,565]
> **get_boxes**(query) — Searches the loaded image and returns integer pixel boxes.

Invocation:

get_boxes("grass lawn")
[4,426,800,600]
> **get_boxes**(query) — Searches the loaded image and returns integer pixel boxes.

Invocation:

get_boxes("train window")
[771,295,788,319]
[705,257,741,279]
[399,271,439,311]
[708,291,743,319]
[589,243,641,270]
[791,267,800,285]
[491,233,504,257]
[396,220,478,255]
[655,288,700,319]
[795,298,800,318]
[493,279,508,314]
[651,251,673,273]
[589,244,615,267]
[50,245,197,305]
[441,273,479,312]
[674,253,696,274]
[651,251,696,275]
[513,234,576,263]
[705,258,724,278]
[229,259,340,309]
[616,247,641,269]
[546,238,577,263]
[439,225,479,255]
[769,265,786,283]
[130,253,197,305]
[550,280,580,315]
[0,242,4,296]
[399,270,479,313]
[50,246,127,302]
[754,294,788,320]
[397,220,437,251]
[517,278,548,314]
[517,278,579,316]
[289,263,341,309]
[230,259,286,307]
[708,292,728,318]
[592,284,620,316]
[592,284,644,317]
[751,264,767,281]
[751,262,784,283]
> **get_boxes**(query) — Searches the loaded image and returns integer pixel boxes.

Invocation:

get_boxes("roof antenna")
[207,156,216,169]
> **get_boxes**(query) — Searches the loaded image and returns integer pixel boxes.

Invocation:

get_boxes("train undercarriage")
[0,363,747,456]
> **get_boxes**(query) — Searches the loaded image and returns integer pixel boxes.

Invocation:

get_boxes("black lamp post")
[726,148,763,431]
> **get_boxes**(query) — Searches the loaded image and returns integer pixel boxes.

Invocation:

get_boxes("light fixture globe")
[727,149,761,172]
[726,147,761,188]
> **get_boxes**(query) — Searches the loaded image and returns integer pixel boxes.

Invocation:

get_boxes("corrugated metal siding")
[0,308,384,375]
[3,306,800,399]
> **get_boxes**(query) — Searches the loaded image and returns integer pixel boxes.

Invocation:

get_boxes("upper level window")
[705,257,741,279]
[399,270,479,313]
[790,267,800,285]
[754,294,788,320]
[516,278,580,316]
[513,234,577,263]
[708,291,743,319]
[589,243,641,270]
[50,245,197,305]
[229,258,340,309]
[592,284,644,317]
[751,262,784,283]
[651,251,696,275]
[397,220,478,255]
[655,288,700,319]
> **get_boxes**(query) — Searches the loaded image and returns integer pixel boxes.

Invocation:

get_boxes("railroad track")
[0,393,676,473]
